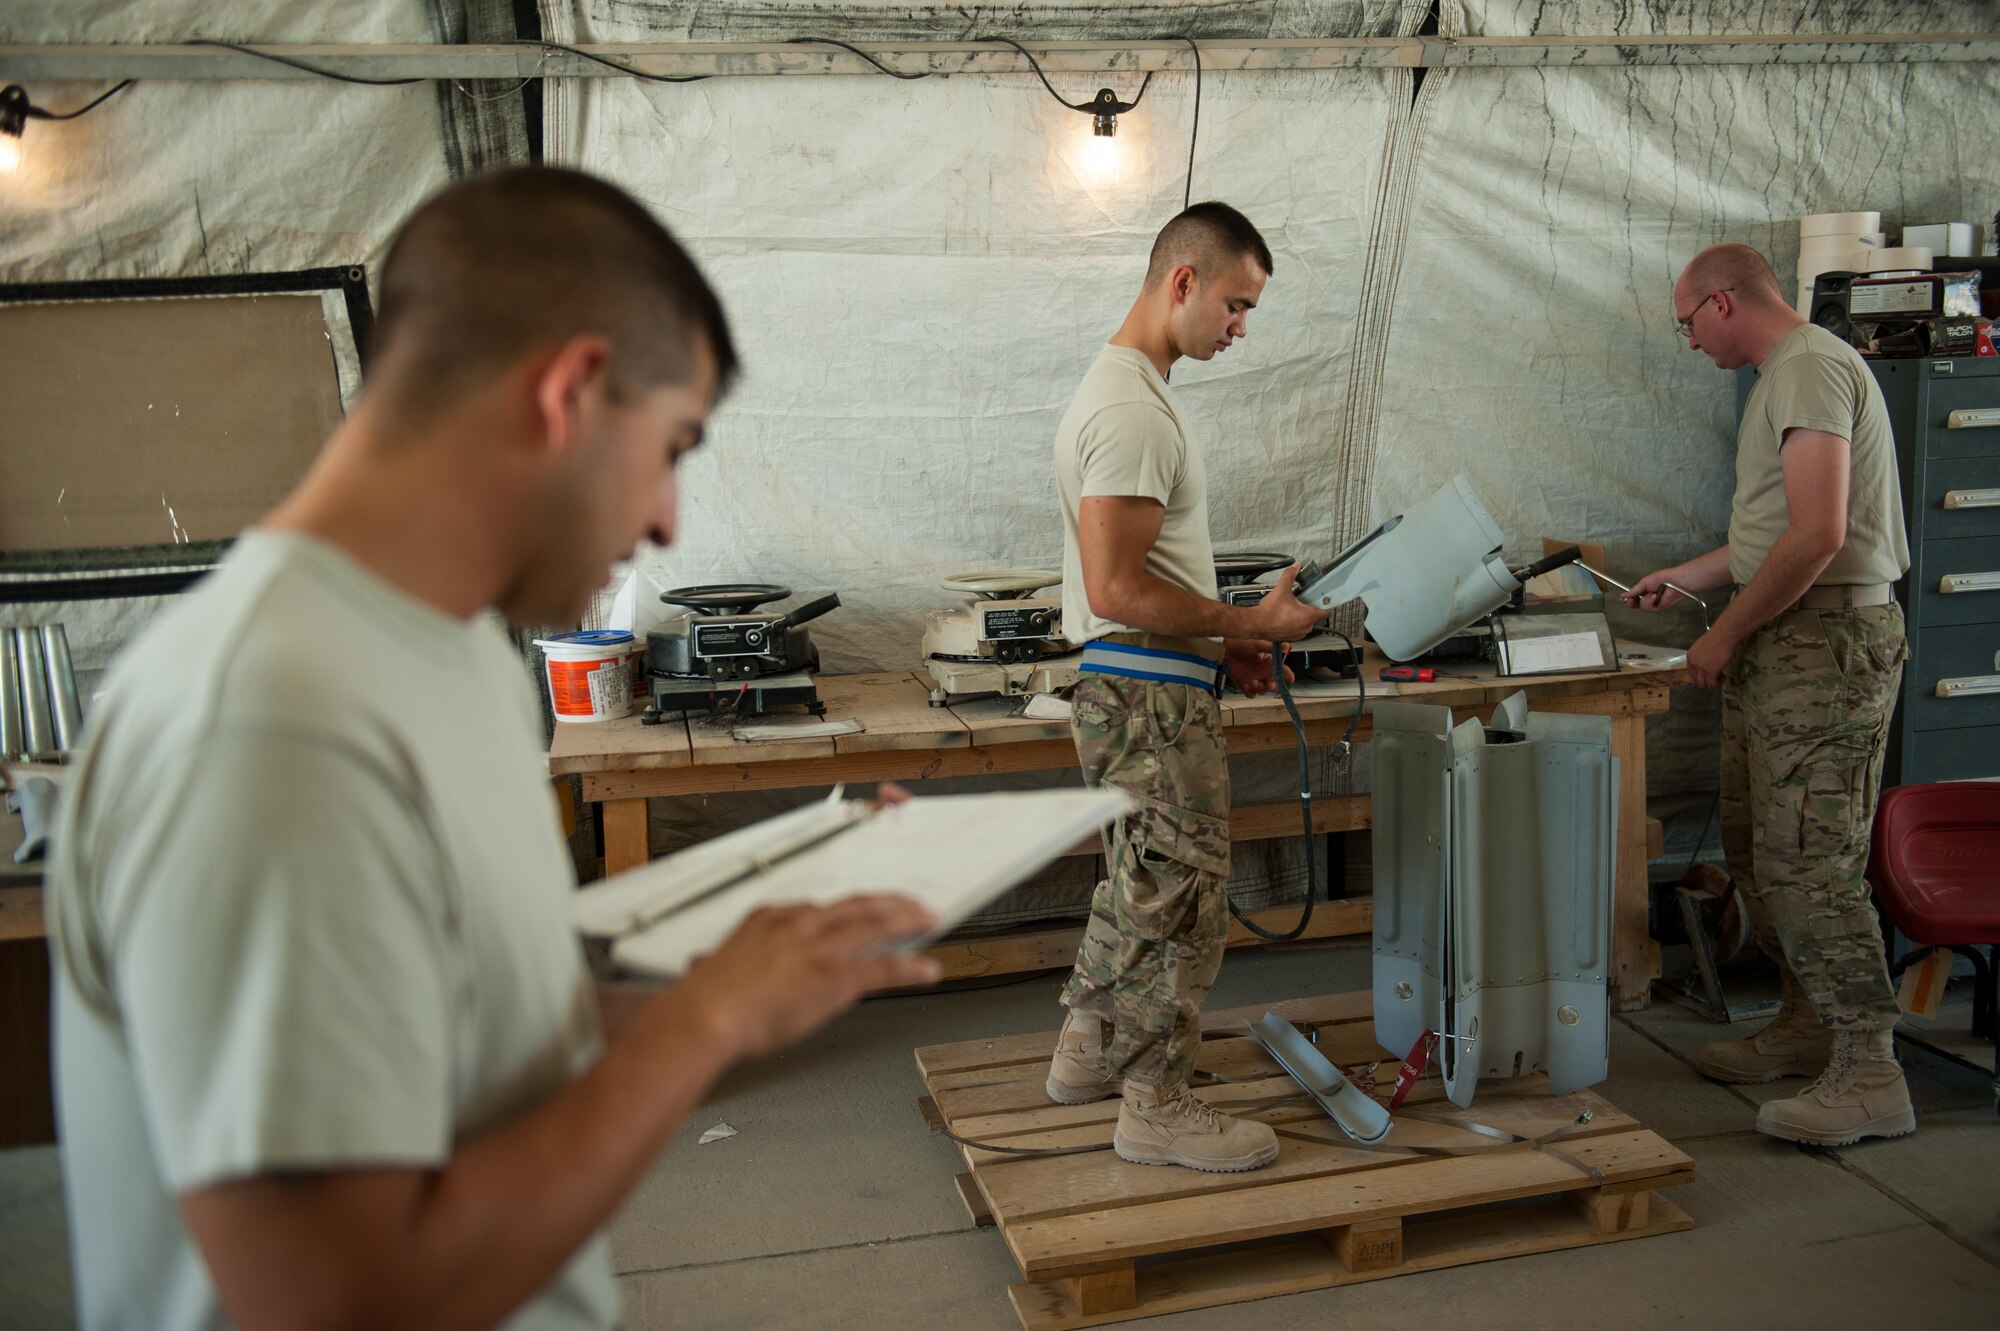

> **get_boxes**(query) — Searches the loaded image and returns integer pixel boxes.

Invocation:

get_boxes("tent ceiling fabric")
[0,1,522,284]
[562,1,1429,43]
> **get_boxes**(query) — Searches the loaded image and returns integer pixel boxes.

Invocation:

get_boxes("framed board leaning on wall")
[0,267,371,602]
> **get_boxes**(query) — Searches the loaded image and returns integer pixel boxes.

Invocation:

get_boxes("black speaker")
[1810,271,1863,346]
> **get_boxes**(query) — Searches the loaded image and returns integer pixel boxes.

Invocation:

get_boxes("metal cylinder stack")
[2,624,83,762]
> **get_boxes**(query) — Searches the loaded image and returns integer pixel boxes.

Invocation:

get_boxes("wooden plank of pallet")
[922,1018,1388,1099]
[955,1173,995,1228]
[931,1053,1273,1124]
[1325,1217,1403,1272]
[973,1090,1634,1226]
[942,1073,1557,1158]
[917,898,1371,986]
[1006,1195,1696,1330]
[914,992,1373,1080]
[917,1012,1373,1099]
[1003,1128,1694,1276]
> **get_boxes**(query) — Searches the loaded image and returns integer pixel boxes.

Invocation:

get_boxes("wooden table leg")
[1610,712,1661,1011]
[601,798,652,876]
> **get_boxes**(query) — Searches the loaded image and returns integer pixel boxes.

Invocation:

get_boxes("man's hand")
[676,895,943,1061]
[1245,565,1325,642]
[1622,570,1688,612]
[1685,629,1738,688]
[1224,640,1292,697]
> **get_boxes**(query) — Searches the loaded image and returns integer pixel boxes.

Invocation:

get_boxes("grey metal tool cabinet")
[1739,355,2000,783]
[1873,356,2000,783]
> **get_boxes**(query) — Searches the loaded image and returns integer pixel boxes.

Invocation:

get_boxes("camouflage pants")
[1720,604,1907,1032]
[1060,674,1231,1086]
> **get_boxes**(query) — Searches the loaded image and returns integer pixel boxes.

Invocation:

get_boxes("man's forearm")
[1095,570,1274,639]
[1664,545,1734,593]
[378,986,739,1331]
[1709,529,1836,645]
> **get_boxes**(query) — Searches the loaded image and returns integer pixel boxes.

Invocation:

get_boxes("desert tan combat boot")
[1113,1079,1280,1172]
[1693,975,1832,1083]
[1045,1010,1121,1104]
[1756,1030,1916,1146]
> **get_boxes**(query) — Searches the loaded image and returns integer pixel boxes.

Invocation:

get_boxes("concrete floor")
[4,941,1997,1328]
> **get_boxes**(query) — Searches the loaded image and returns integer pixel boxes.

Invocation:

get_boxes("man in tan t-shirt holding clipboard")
[1630,243,1914,1148]
[1042,203,1324,1173]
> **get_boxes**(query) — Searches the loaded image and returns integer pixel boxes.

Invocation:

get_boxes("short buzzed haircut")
[1144,202,1274,291]
[368,166,738,420]
[1680,243,1786,305]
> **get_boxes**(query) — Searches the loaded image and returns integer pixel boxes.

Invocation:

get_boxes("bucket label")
[548,657,631,717]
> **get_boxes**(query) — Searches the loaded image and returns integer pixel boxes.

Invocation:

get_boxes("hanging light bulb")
[1079,127,1121,184]
[0,86,27,175]
[1076,87,1126,185]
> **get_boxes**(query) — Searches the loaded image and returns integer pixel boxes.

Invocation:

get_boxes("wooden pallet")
[915,992,1694,1329]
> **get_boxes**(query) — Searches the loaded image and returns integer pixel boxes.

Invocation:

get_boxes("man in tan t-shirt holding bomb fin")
[1044,203,1324,1172]
[1630,243,1913,1147]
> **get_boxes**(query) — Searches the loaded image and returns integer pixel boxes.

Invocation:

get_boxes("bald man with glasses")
[1628,243,1912,1148]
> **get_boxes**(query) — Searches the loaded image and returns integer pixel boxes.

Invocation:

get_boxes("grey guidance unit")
[1372,691,1618,1108]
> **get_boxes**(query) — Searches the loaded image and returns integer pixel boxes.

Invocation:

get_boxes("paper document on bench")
[1504,631,1603,675]
[573,789,1132,978]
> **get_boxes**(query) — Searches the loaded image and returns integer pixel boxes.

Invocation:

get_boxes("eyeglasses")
[1675,288,1734,341]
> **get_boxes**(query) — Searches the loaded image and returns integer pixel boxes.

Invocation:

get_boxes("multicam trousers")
[1059,673,1231,1086]
[1720,603,1907,1032]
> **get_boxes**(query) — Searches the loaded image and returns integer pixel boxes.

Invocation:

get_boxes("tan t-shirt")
[1055,345,1218,643]
[48,532,618,1331]
[1729,323,1909,587]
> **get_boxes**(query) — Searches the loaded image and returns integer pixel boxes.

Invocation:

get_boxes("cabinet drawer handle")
[1943,489,2000,510]
[1947,408,2000,430]
[1939,572,2000,594]
[1936,675,2000,699]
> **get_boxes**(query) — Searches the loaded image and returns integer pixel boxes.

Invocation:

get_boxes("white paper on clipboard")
[573,789,1132,978]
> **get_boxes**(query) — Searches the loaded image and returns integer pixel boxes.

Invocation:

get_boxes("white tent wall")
[553,2,1422,919]
[0,1,525,693]
[5,2,1995,921]
[1366,0,2000,813]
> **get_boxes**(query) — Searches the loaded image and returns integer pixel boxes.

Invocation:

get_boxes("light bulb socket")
[0,85,28,139]
[1088,87,1121,137]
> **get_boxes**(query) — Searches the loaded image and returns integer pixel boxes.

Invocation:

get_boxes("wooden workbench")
[549,651,1688,1009]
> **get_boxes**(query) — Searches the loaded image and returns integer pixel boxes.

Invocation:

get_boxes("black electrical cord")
[1680,790,1722,881]
[185,38,423,86]
[106,34,1200,202]
[506,38,709,83]
[783,37,931,80]
[20,80,135,120]
[973,35,1153,114]
[1224,629,1364,944]
[1164,36,1200,210]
